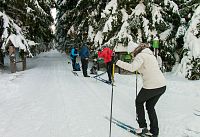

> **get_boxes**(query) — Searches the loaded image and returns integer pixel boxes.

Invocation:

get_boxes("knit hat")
[127,41,139,53]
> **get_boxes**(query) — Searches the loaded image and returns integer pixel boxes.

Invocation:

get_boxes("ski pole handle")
[112,64,115,80]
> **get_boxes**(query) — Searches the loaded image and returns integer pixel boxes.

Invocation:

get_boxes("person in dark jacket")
[79,42,90,77]
[70,47,79,71]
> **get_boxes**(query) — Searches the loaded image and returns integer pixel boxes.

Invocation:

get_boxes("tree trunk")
[21,50,26,71]
[0,49,4,67]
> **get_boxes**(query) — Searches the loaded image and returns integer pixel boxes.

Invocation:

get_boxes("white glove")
[116,60,122,66]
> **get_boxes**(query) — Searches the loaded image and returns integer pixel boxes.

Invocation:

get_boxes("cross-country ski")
[105,117,149,137]
[93,76,112,85]
[71,70,78,76]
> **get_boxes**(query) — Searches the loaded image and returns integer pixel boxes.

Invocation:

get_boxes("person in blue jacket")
[79,42,90,77]
[70,47,79,71]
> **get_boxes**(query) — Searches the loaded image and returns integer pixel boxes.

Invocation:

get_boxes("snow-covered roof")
[114,43,127,52]
[114,41,139,53]
[5,34,27,50]
[0,11,29,52]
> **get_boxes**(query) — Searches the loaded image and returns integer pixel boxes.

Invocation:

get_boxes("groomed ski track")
[0,50,200,137]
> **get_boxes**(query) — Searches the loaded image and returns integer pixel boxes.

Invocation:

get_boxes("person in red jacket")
[98,45,113,83]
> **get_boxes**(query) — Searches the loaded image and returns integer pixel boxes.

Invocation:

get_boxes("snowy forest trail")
[0,50,200,137]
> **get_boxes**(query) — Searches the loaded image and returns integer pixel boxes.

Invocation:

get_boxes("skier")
[70,46,79,71]
[116,43,166,137]
[79,42,90,77]
[98,45,113,83]
[90,58,98,75]
[90,50,98,75]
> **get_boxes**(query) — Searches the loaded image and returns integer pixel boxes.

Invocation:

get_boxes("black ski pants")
[135,86,166,135]
[71,57,76,70]
[81,58,89,76]
[106,61,113,82]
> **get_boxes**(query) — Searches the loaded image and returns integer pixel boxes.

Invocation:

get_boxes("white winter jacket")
[116,48,166,89]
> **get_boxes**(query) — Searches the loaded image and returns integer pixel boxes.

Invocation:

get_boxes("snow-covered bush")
[175,5,200,80]
[186,57,200,80]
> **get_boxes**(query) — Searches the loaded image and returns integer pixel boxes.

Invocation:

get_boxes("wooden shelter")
[114,43,132,74]
[7,39,27,73]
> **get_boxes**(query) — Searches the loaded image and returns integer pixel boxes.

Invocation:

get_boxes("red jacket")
[98,47,113,63]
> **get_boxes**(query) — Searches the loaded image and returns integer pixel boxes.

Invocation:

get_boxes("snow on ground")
[0,50,200,137]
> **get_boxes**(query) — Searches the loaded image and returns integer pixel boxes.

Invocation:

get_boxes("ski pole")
[136,71,138,97]
[112,64,115,81]
[109,63,115,137]
[135,71,138,121]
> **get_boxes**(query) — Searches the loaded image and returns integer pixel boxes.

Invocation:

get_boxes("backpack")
[74,62,81,71]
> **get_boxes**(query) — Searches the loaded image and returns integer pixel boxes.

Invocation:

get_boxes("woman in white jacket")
[116,43,166,137]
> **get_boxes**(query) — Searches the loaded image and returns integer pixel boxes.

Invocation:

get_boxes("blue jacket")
[79,44,89,59]
[70,48,78,60]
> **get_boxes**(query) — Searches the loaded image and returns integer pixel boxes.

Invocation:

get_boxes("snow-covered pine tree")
[56,0,108,52]
[94,0,199,78]
[56,0,79,52]
[0,0,29,53]
[93,0,120,48]
[24,0,54,52]
[92,0,181,72]
[56,0,181,67]
[174,1,200,80]
[0,0,54,55]
[55,0,200,80]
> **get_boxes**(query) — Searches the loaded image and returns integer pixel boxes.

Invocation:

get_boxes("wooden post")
[0,49,4,67]
[23,52,26,71]
[23,57,26,71]
[0,39,4,67]
[21,49,26,71]
[8,46,16,73]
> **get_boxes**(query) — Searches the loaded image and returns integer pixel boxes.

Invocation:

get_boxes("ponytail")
[133,43,149,57]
